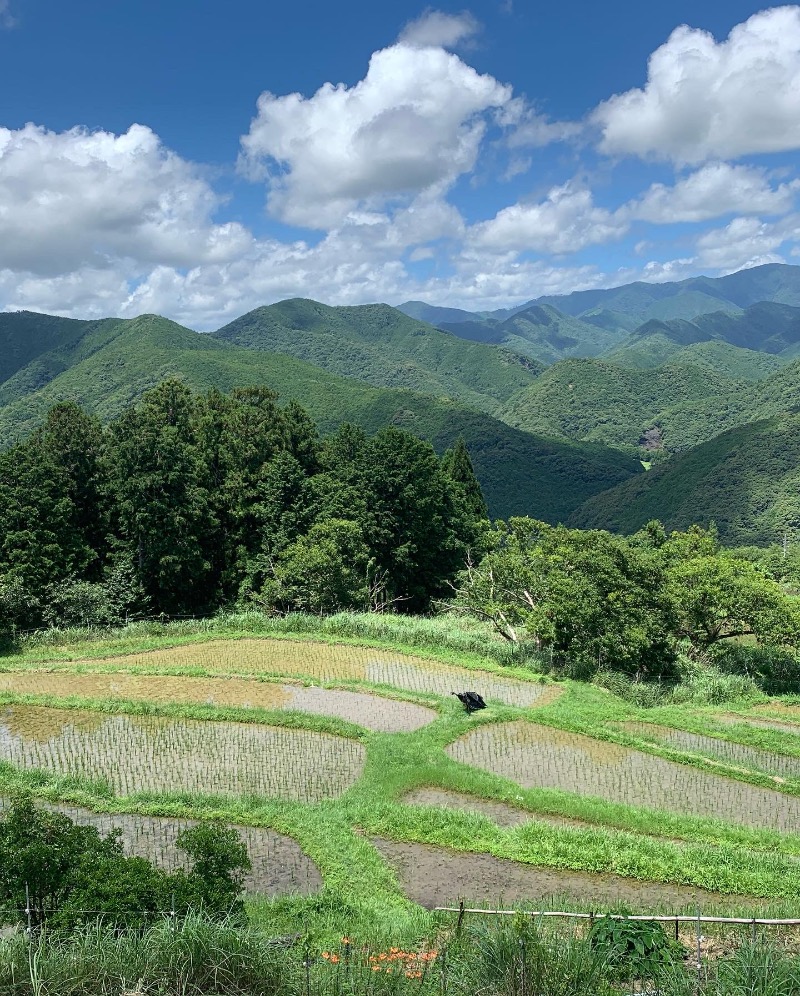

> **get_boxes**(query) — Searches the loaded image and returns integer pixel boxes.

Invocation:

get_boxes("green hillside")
[509,262,800,322]
[655,357,800,452]
[436,303,623,364]
[662,342,785,381]
[211,299,540,412]
[402,265,800,365]
[0,313,640,522]
[570,412,800,545]
[608,302,800,369]
[0,311,125,387]
[497,357,740,452]
[608,333,786,380]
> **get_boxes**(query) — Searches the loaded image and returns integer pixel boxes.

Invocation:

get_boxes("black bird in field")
[452,691,487,713]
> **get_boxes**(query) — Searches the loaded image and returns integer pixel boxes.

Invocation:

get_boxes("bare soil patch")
[401,788,585,829]
[370,838,752,911]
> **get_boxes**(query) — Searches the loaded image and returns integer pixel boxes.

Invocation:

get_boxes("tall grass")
[14,610,546,671]
[2,914,799,996]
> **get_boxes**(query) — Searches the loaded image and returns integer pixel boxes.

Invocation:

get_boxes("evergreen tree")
[105,380,215,615]
[442,436,488,523]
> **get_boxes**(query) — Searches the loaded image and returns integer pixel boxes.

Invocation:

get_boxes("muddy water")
[0,798,321,896]
[44,638,557,708]
[0,672,435,733]
[447,721,800,832]
[370,838,752,911]
[401,788,585,829]
[617,721,800,781]
[718,713,800,737]
[0,705,365,801]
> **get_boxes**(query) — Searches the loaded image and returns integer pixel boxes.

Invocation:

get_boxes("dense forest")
[0,380,488,628]
[2,380,800,695]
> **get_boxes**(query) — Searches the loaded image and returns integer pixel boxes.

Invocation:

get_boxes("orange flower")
[329,954,340,964]
[321,952,330,960]
[372,966,381,972]
[341,937,350,944]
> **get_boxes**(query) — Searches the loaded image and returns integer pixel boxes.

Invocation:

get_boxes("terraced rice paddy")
[49,639,557,708]
[0,672,435,733]
[0,705,365,800]
[370,838,751,911]
[447,721,800,831]
[718,713,800,737]
[616,721,800,781]
[0,799,321,895]
[401,788,585,829]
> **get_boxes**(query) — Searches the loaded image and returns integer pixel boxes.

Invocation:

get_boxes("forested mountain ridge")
[570,411,800,546]
[400,264,800,363]
[210,298,541,411]
[439,304,621,365]
[0,311,640,523]
[5,261,800,547]
[497,358,743,453]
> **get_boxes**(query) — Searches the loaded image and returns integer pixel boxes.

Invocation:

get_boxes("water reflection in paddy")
[43,639,557,708]
[447,721,800,831]
[616,721,800,781]
[0,705,365,801]
[0,672,435,732]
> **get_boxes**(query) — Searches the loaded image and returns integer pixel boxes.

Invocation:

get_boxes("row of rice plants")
[0,671,437,732]
[446,720,800,832]
[617,721,800,781]
[0,706,366,801]
[8,638,553,708]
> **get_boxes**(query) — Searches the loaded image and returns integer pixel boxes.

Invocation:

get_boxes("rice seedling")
[446,721,800,831]
[615,721,800,781]
[31,638,555,707]
[716,713,800,737]
[0,705,366,801]
[0,672,436,732]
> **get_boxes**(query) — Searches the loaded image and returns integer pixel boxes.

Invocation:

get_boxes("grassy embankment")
[3,612,800,944]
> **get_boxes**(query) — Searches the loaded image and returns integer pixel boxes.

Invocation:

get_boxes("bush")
[589,911,682,981]
[709,642,800,695]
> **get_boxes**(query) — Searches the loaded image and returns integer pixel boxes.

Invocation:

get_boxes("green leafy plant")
[589,912,682,980]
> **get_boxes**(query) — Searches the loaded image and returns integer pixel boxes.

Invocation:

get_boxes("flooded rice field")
[0,705,365,800]
[717,713,800,737]
[0,798,321,895]
[401,787,585,829]
[0,672,435,733]
[47,639,557,708]
[370,838,752,911]
[446,721,800,831]
[616,722,800,781]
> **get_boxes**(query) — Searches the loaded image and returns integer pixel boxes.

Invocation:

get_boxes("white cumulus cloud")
[238,43,511,229]
[0,123,252,276]
[626,163,799,223]
[398,9,480,48]
[470,182,628,254]
[594,6,800,162]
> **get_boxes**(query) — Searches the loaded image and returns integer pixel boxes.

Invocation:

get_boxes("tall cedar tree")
[106,380,216,615]
[441,436,489,524]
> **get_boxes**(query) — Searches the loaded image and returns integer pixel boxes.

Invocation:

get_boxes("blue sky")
[1,0,799,327]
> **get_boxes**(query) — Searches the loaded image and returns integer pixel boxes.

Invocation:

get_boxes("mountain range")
[5,261,800,545]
